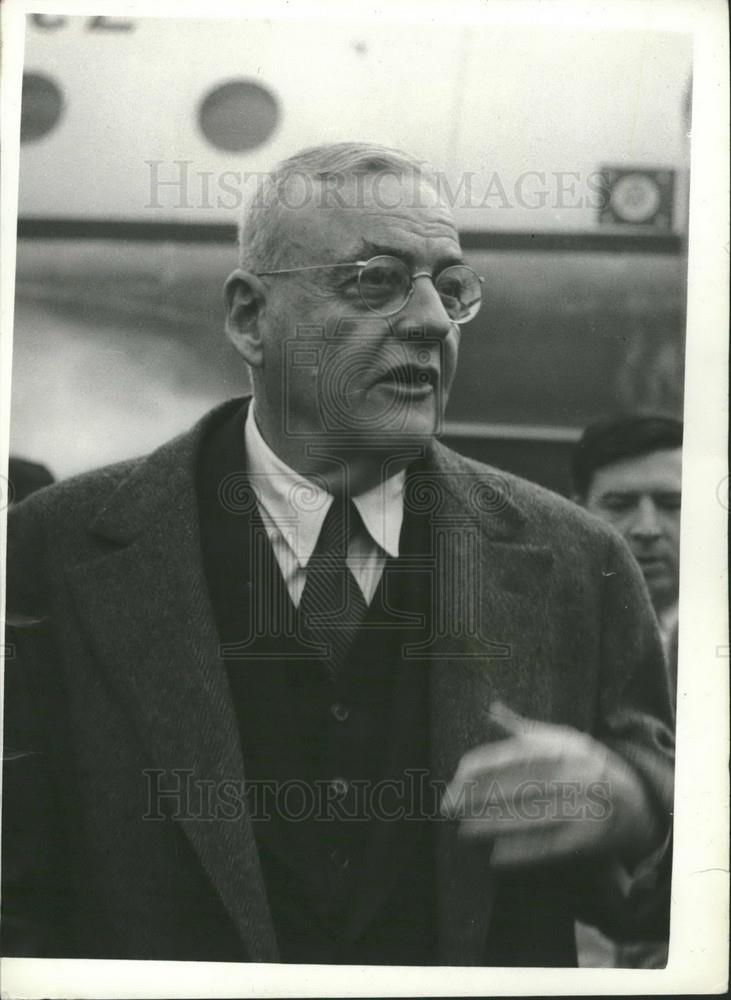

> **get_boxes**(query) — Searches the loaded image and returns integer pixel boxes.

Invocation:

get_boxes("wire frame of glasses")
[256,255,484,324]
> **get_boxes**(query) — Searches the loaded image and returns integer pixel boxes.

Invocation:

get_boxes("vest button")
[330,702,349,723]
[330,848,350,870]
[330,777,349,798]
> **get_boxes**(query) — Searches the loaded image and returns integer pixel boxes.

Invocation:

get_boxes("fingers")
[488,701,580,749]
[487,700,533,739]
[438,706,647,867]
[458,808,609,866]
[442,723,591,820]
[442,758,563,818]
[487,823,603,868]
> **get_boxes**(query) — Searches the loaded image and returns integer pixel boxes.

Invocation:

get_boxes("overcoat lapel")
[67,403,279,962]
[420,444,555,965]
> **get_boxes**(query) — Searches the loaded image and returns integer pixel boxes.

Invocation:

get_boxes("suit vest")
[197,403,437,964]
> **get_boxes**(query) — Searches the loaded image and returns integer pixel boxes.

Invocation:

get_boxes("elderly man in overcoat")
[2,142,673,966]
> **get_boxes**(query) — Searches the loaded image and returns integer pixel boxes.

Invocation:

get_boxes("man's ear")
[224,269,268,367]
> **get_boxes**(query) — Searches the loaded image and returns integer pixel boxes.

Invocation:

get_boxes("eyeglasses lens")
[358,256,481,323]
[358,257,410,313]
[435,265,482,323]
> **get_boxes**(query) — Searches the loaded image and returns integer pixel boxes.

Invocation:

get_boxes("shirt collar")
[658,601,679,641]
[244,402,404,568]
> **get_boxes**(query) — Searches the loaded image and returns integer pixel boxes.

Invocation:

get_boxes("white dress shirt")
[244,404,405,606]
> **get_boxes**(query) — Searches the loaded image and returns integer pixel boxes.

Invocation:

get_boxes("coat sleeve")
[575,528,675,942]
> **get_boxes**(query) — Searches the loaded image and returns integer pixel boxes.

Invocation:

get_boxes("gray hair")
[237,141,436,272]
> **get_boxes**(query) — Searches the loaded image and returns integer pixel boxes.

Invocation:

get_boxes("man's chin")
[638,560,671,585]
[368,411,441,444]
[309,387,445,447]
[643,572,678,613]
[359,389,443,439]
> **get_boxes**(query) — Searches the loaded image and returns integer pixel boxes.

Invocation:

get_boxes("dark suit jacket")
[2,398,674,964]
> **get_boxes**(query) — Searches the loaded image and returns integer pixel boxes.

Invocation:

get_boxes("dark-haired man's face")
[584,447,682,613]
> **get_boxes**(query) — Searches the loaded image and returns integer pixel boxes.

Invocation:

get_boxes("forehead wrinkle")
[359,205,457,234]
[276,196,460,269]
[344,218,462,265]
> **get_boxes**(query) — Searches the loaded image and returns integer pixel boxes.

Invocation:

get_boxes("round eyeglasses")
[255,255,483,324]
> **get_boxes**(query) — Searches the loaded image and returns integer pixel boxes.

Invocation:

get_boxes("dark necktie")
[298,495,369,674]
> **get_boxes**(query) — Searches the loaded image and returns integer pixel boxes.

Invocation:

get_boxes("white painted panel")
[19,16,691,230]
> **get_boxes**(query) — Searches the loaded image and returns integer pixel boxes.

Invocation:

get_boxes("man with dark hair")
[573,413,683,702]
[572,414,682,501]
[3,143,673,967]
[572,413,682,970]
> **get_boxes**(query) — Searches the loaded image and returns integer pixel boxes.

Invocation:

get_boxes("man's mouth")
[635,555,667,574]
[374,363,438,393]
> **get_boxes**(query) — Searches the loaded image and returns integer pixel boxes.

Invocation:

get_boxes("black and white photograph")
[0,0,727,996]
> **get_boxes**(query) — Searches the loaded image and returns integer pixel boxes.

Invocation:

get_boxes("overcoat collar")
[69,397,554,965]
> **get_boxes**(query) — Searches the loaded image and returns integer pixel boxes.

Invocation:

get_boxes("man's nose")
[629,498,662,541]
[393,274,455,340]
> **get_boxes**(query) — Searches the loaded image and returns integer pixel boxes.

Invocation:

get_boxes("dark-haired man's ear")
[224,269,268,368]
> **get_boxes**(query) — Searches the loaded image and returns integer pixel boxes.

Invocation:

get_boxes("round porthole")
[21,72,64,143]
[198,79,280,153]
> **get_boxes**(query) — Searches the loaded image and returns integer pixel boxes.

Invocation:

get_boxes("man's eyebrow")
[333,241,465,270]
[599,490,638,501]
[327,241,379,265]
[331,241,404,263]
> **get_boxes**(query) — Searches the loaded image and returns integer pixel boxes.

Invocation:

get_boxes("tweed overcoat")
[1,398,674,963]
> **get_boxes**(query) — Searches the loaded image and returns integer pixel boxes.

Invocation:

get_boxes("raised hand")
[441,701,661,868]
